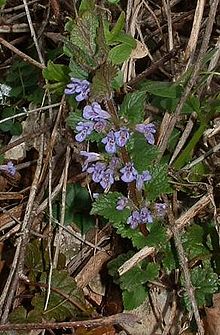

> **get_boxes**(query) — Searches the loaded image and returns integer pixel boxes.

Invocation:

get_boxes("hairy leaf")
[123,286,147,310]
[120,265,148,291]
[182,224,210,260]
[145,222,168,249]
[90,62,117,101]
[120,91,146,124]
[130,133,159,172]
[43,61,69,82]
[145,164,172,201]
[108,43,133,64]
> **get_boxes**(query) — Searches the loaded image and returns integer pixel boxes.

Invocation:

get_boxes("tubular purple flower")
[155,203,166,217]
[87,162,106,183]
[83,102,111,121]
[120,162,137,183]
[114,128,130,147]
[116,197,129,211]
[75,121,94,142]
[102,131,117,154]
[100,169,114,190]
[136,170,152,190]
[127,211,140,229]
[109,156,121,170]
[65,78,90,101]
[0,161,16,176]
[135,123,156,145]
[94,119,107,133]
[80,151,101,171]
[139,207,153,224]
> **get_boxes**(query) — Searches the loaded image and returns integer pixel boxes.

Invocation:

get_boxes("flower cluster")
[65,78,90,102]
[0,161,16,176]
[65,77,161,228]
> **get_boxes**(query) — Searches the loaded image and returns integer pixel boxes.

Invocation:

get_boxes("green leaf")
[107,0,120,4]
[112,33,137,48]
[91,192,130,225]
[79,0,95,15]
[108,12,125,42]
[108,251,135,285]
[162,241,179,273]
[145,164,172,201]
[0,0,6,7]
[32,270,85,321]
[182,264,219,310]
[120,265,148,291]
[70,12,98,56]
[66,111,83,130]
[10,122,22,135]
[90,62,117,101]
[69,59,88,79]
[182,225,210,260]
[123,286,147,310]
[120,91,146,124]
[140,81,182,98]
[9,306,27,323]
[130,133,159,172]
[145,222,168,249]
[111,70,124,90]
[43,61,69,82]
[108,43,133,64]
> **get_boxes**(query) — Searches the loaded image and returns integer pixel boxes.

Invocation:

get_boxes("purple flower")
[83,102,111,121]
[120,162,137,183]
[139,207,153,224]
[155,203,166,217]
[0,161,16,176]
[94,119,107,133]
[127,211,140,229]
[102,131,117,154]
[75,121,94,142]
[136,170,152,190]
[116,197,129,211]
[65,78,90,101]
[80,151,101,170]
[100,169,114,190]
[87,162,106,183]
[109,156,121,170]
[114,128,130,147]
[135,123,156,145]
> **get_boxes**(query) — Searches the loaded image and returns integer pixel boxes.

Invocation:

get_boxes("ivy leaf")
[145,164,172,201]
[91,192,130,225]
[113,220,148,249]
[108,251,135,285]
[145,222,168,249]
[43,61,69,82]
[79,0,95,15]
[130,133,159,172]
[182,225,210,260]
[108,43,133,64]
[120,265,148,291]
[182,264,219,310]
[90,62,117,101]
[120,91,146,124]
[122,286,147,310]
[32,270,85,321]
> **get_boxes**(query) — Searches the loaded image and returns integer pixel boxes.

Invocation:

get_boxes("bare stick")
[158,0,220,158]
[0,103,60,125]
[164,196,204,335]
[0,313,139,331]
[0,37,45,69]
[22,0,45,65]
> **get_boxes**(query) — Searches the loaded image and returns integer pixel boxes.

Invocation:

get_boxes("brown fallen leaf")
[205,306,220,335]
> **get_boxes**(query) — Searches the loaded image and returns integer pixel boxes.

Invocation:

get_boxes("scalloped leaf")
[123,286,147,310]
[120,91,146,124]
[91,192,130,225]
[130,133,159,172]
[145,164,172,201]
